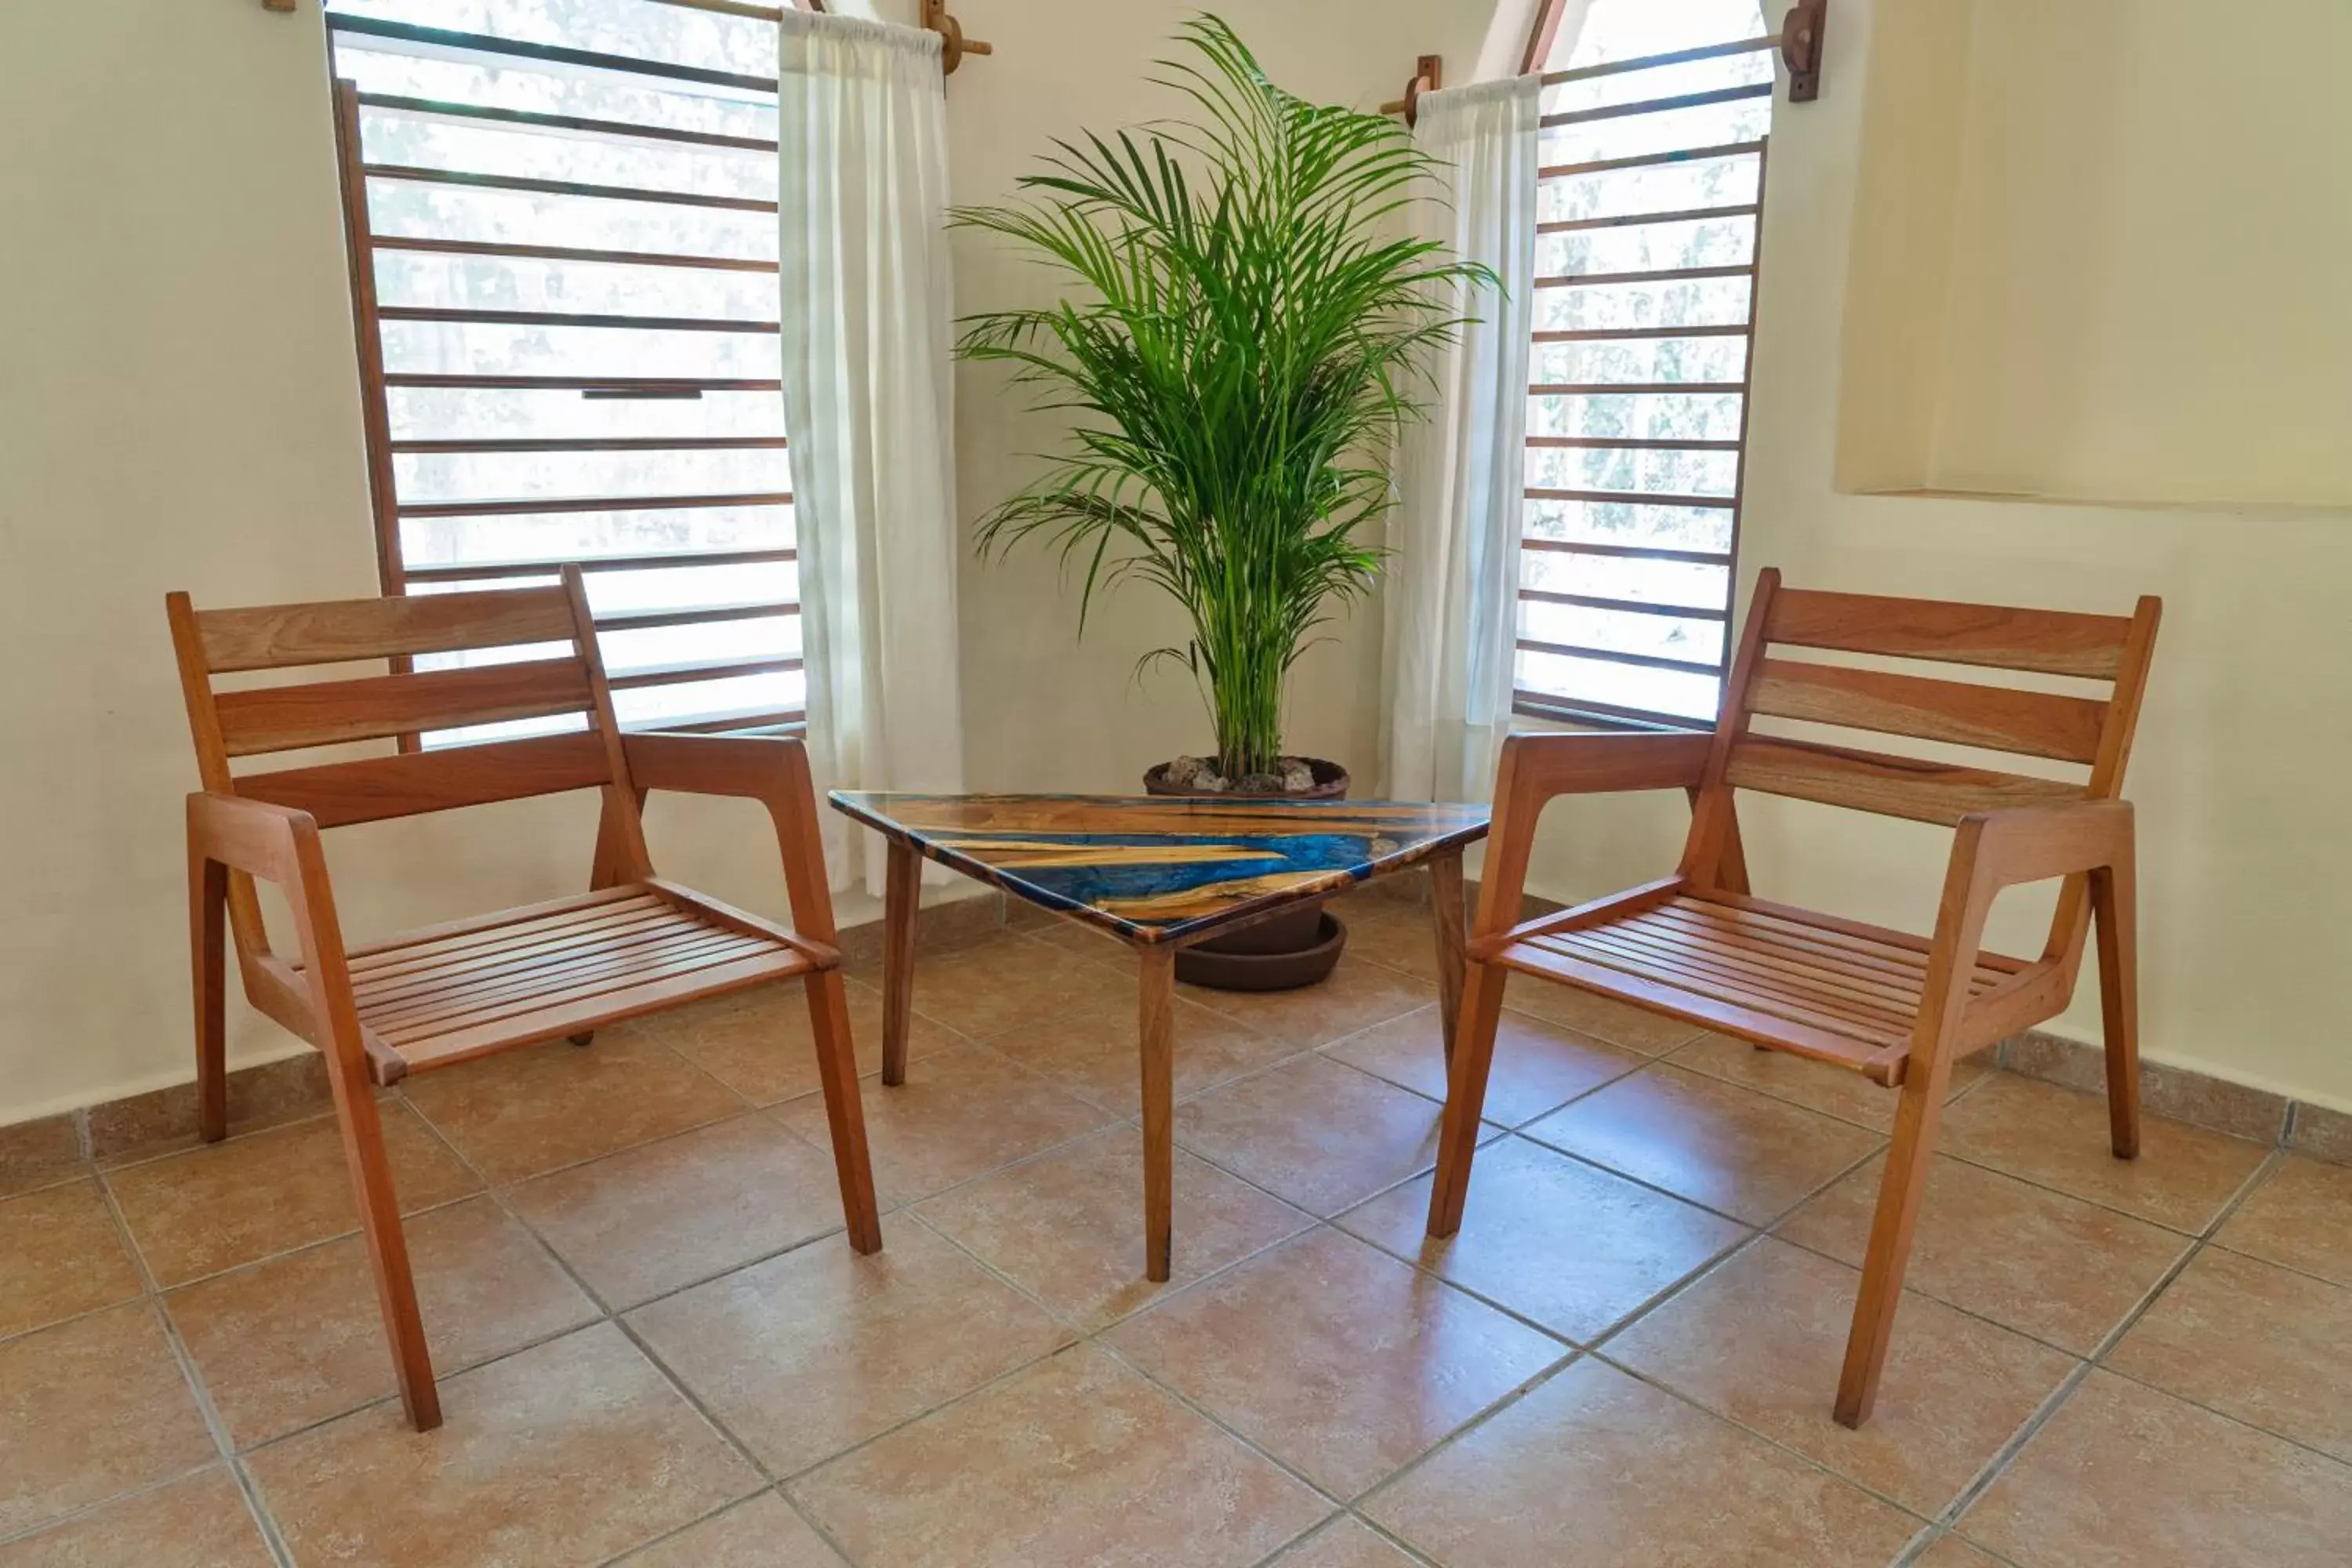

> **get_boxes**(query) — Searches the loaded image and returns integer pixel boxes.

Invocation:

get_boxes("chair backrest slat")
[213,659,594,758]
[234,731,615,829]
[1722,736,2085,827]
[1765,588,2132,679]
[1747,658,2108,764]
[194,588,577,673]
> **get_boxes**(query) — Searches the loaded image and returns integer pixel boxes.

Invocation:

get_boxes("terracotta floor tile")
[105,1102,478,1287]
[1779,1152,2191,1355]
[986,992,1303,1116]
[1174,1054,1452,1217]
[1667,1031,1991,1133]
[1522,1064,1883,1225]
[1326,1005,1642,1127]
[1183,956,1438,1050]
[167,1196,596,1448]
[772,1043,1115,1206]
[1268,1515,1422,1568]
[247,1323,757,1566]
[504,1114,854,1308]
[1610,1237,2078,1515]
[916,1128,1311,1328]
[666,979,962,1107]
[790,1344,1328,1568]
[401,1033,744,1185]
[897,935,1132,1040]
[2213,1156,2352,1287]
[1341,909,1449,983]
[1961,1370,2352,1568]
[1363,1357,1917,1567]
[626,1221,1069,1477]
[0,1467,271,1568]
[0,1116,84,1203]
[1937,1074,2270,1232]
[621,1493,846,1567]
[1107,1229,1565,1497]
[1482,975,1709,1054]
[0,1303,217,1537]
[1339,1136,1748,1343]
[2107,1246,2352,1461]
[0,1179,142,1341]
[1915,1536,2009,1567]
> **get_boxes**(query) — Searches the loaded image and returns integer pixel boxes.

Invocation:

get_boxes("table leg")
[1428,849,1468,1067]
[1138,943,1175,1283]
[880,839,920,1087]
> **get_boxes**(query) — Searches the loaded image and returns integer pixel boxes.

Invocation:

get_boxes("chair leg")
[1833,1051,1954,1428]
[191,853,230,1145]
[804,968,884,1254]
[2091,857,2141,1160]
[1426,957,1509,1238]
[320,1063,441,1431]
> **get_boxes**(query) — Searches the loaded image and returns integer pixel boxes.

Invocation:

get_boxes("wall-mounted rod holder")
[1780,0,1827,102]
[920,0,993,74]
[1380,54,1443,129]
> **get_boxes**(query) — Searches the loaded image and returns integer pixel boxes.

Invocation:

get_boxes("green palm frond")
[953,13,1496,780]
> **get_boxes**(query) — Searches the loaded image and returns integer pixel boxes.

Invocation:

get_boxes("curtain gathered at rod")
[1379,73,1544,808]
[776,8,967,896]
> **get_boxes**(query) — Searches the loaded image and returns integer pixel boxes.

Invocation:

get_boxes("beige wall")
[1838,0,2352,509]
[0,0,1481,1124]
[1515,0,2352,1110]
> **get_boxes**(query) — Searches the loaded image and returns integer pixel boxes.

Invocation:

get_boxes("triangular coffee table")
[831,792,1490,1281]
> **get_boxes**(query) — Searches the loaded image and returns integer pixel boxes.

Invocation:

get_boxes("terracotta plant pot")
[1143,757,1351,991]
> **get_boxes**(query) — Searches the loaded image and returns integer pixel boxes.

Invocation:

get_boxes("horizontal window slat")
[1531,382,1747,397]
[1539,139,1766,181]
[1527,488,1736,510]
[637,706,806,735]
[327,13,779,93]
[372,236,780,274]
[1522,539,1730,565]
[607,655,804,690]
[1530,436,1743,452]
[1519,589,1729,621]
[1541,35,1780,88]
[383,374,780,391]
[1534,325,1749,343]
[389,436,788,455]
[1541,82,1773,129]
[403,546,796,581]
[365,162,777,214]
[1538,202,1759,235]
[397,491,791,519]
[1537,264,1753,289]
[354,90,779,154]
[377,306,779,334]
[1518,638,1725,678]
[1513,689,1712,732]
[594,600,798,632]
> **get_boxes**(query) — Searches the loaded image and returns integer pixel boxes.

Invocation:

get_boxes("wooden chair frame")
[167,570,881,1432]
[1430,569,2160,1426]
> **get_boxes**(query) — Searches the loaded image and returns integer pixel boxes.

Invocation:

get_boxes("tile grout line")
[85,1163,300,1568]
[1925,1143,2294,1536]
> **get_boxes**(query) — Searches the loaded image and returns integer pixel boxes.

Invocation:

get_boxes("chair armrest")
[620,732,839,944]
[1501,731,1713,804]
[1962,799,2135,895]
[187,792,319,888]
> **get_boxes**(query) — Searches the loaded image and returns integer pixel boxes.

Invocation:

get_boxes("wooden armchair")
[1431,570,2160,1428]
[165,570,881,1432]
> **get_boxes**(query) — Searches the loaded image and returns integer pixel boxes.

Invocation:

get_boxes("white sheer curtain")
[1379,76,1544,806]
[777,11,967,895]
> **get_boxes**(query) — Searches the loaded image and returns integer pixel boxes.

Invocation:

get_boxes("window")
[1515,0,1773,729]
[323,0,807,740]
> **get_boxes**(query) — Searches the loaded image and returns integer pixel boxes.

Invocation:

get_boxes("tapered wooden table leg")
[1428,849,1467,1066]
[1138,943,1176,1283]
[880,839,920,1087]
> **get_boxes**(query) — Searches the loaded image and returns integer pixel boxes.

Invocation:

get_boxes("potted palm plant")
[954,15,1491,986]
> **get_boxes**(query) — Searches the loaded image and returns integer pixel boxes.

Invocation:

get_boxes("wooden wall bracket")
[1781,0,1828,102]
[918,0,993,73]
[1380,54,1443,129]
